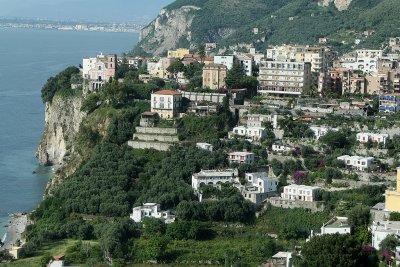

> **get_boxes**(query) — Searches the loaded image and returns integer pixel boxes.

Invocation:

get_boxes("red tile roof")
[153,90,182,95]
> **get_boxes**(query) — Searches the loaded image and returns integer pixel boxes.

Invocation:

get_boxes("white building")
[236,172,278,205]
[228,151,255,165]
[246,114,279,129]
[337,155,375,171]
[281,184,320,202]
[320,217,351,235]
[151,90,182,119]
[309,126,338,140]
[82,53,117,81]
[356,49,383,59]
[214,55,235,70]
[235,54,253,76]
[272,143,293,153]
[372,220,400,250]
[191,169,238,191]
[340,56,379,73]
[229,126,266,141]
[258,61,312,96]
[130,203,175,224]
[356,133,389,145]
[196,142,213,152]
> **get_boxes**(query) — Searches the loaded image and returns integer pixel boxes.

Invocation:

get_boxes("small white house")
[372,220,400,250]
[309,126,338,140]
[281,184,320,202]
[191,169,238,191]
[245,172,278,193]
[229,126,266,141]
[337,155,375,171]
[356,133,389,145]
[272,143,293,153]
[320,217,351,235]
[130,203,175,224]
[228,151,255,165]
[196,142,213,152]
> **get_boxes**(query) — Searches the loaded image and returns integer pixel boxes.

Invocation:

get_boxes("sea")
[0,28,139,240]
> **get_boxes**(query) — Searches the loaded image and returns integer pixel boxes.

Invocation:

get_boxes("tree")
[380,234,400,252]
[167,61,185,80]
[225,63,245,89]
[293,234,366,267]
[197,44,206,64]
[348,205,371,232]
[320,131,351,149]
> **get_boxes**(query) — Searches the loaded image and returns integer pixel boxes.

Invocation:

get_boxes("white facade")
[82,53,117,82]
[258,61,312,95]
[245,172,278,193]
[196,143,213,152]
[320,217,351,235]
[246,114,278,129]
[340,56,378,73]
[229,126,266,141]
[309,126,338,140]
[228,151,255,165]
[337,155,375,171]
[356,49,383,59]
[130,203,175,224]
[356,133,389,145]
[235,54,253,76]
[272,143,293,153]
[214,55,235,70]
[281,184,320,202]
[191,169,238,191]
[372,220,400,250]
[151,90,182,119]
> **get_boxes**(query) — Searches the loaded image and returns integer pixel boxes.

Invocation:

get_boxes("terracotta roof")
[153,90,182,95]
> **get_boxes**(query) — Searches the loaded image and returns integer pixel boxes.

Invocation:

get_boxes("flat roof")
[284,184,320,190]
[229,151,255,156]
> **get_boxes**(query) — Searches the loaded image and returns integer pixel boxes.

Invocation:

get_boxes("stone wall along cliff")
[36,96,86,168]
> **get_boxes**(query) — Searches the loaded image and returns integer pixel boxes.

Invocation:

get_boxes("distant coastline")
[0,17,143,33]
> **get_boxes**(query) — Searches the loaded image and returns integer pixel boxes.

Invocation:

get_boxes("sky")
[0,0,175,24]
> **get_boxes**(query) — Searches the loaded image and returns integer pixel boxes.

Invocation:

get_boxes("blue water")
[0,28,139,239]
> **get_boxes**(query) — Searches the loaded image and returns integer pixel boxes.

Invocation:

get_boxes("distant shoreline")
[0,26,140,33]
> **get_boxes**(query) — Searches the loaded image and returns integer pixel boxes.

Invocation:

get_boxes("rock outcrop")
[137,5,200,56]
[318,0,353,11]
[36,96,86,168]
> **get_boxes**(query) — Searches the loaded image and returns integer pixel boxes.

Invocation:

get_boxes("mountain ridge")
[133,0,400,56]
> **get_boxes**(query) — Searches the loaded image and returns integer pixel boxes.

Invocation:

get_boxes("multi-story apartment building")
[235,54,253,76]
[228,151,255,165]
[202,64,227,90]
[379,94,400,113]
[281,184,320,202]
[356,133,389,145]
[214,55,235,70]
[150,90,182,119]
[246,114,279,129]
[337,155,375,171]
[258,61,312,96]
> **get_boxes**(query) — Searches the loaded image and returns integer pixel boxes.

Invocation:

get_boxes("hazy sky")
[0,0,175,23]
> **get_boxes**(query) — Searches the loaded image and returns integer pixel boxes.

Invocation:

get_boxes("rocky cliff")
[318,0,353,11]
[36,96,86,168]
[138,5,200,56]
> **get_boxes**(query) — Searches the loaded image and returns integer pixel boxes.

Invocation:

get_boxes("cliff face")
[138,5,200,56]
[318,0,353,11]
[36,96,86,168]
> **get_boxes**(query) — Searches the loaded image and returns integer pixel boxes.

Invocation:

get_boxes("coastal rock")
[318,0,353,11]
[137,5,200,56]
[36,96,85,167]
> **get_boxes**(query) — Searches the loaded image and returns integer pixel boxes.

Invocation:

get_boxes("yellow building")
[386,168,400,212]
[167,48,190,59]
[202,64,227,90]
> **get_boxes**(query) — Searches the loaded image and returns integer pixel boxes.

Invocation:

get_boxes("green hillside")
[134,0,400,55]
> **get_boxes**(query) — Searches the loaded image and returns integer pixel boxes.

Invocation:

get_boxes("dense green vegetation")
[135,0,400,54]
[41,66,80,103]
